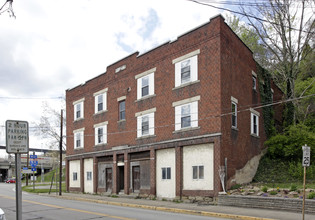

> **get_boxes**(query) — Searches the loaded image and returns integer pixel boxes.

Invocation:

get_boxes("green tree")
[266,124,315,161]
[239,0,315,126]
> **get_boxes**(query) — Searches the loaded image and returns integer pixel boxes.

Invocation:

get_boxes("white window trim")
[73,128,85,149]
[73,98,85,121]
[94,88,108,114]
[135,67,156,79]
[136,71,155,100]
[192,165,204,180]
[94,121,108,146]
[136,111,155,138]
[117,96,126,102]
[174,100,199,131]
[172,96,200,107]
[172,49,200,64]
[250,108,260,136]
[173,49,200,88]
[231,97,238,129]
[161,167,171,180]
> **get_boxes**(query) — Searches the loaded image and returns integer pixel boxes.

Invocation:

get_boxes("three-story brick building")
[65,14,282,198]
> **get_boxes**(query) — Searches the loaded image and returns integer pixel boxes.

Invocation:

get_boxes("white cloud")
[0,0,219,156]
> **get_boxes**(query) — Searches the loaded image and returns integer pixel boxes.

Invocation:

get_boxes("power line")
[60,94,315,138]
[187,0,315,35]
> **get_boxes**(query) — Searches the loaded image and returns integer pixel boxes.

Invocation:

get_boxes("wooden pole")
[59,109,63,196]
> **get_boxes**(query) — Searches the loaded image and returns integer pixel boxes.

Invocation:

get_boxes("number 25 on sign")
[302,145,310,167]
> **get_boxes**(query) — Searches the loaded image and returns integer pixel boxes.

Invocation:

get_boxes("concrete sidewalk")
[42,192,315,220]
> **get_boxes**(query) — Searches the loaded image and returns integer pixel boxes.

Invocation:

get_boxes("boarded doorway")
[106,168,112,192]
[132,166,140,192]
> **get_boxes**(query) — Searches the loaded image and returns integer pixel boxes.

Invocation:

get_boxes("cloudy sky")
[0,0,224,157]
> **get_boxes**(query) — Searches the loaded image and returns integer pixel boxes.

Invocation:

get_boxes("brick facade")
[65,15,283,198]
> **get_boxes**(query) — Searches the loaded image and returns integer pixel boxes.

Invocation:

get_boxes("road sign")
[302,145,311,167]
[5,120,29,154]
[31,168,37,172]
[30,155,37,159]
[22,169,33,174]
[30,160,38,167]
[23,167,28,170]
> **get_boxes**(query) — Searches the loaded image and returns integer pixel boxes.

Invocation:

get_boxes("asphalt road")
[0,183,227,220]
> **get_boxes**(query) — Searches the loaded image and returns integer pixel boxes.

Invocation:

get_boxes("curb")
[54,195,275,220]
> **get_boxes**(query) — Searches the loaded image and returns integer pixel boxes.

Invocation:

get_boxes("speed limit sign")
[302,145,311,167]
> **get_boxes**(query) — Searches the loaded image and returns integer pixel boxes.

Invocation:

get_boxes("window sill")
[136,134,156,140]
[74,147,84,150]
[250,133,260,138]
[94,143,107,147]
[135,94,156,102]
[172,80,200,91]
[94,110,108,116]
[173,126,200,134]
[117,119,126,123]
[74,118,84,122]
[232,127,238,131]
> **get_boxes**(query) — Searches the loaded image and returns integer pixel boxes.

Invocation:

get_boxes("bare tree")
[0,0,15,18]
[34,101,66,151]
[239,0,315,125]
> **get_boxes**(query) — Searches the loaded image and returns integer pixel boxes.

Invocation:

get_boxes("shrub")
[270,191,277,195]
[230,184,242,190]
[262,186,268,193]
[307,192,315,199]
[290,184,298,192]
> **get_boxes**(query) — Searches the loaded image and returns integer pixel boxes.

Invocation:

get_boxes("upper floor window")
[135,68,155,100]
[118,99,126,121]
[173,49,200,88]
[74,128,84,149]
[94,121,108,146]
[231,96,238,129]
[173,96,200,131]
[250,108,260,136]
[252,71,257,91]
[73,98,85,121]
[94,88,108,114]
[135,108,156,138]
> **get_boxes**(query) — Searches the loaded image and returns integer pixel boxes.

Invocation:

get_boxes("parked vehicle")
[5,178,15,183]
[0,208,6,220]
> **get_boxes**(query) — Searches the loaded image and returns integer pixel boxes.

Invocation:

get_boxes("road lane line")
[0,194,135,220]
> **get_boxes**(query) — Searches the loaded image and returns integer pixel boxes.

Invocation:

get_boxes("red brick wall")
[66,16,223,156]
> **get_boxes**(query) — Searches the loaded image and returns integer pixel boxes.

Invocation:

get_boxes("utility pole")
[59,110,63,196]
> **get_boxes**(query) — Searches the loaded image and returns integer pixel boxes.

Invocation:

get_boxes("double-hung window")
[231,96,238,128]
[136,108,156,138]
[162,167,171,180]
[73,172,78,181]
[250,108,260,136]
[173,96,200,131]
[192,165,204,180]
[74,128,84,149]
[73,98,85,121]
[135,68,155,100]
[86,171,92,181]
[117,96,126,121]
[94,122,108,145]
[252,71,257,91]
[94,88,107,114]
[173,49,199,88]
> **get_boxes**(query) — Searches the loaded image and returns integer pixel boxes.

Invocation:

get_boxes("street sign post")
[6,120,29,153]
[302,145,311,220]
[5,120,29,220]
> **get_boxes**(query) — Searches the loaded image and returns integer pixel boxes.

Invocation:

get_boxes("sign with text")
[6,120,29,153]
[302,145,311,167]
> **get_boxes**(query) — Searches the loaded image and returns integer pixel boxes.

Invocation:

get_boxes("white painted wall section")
[156,148,176,198]
[69,160,80,188]
[84,158,94,193]
[183,144,214,190]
